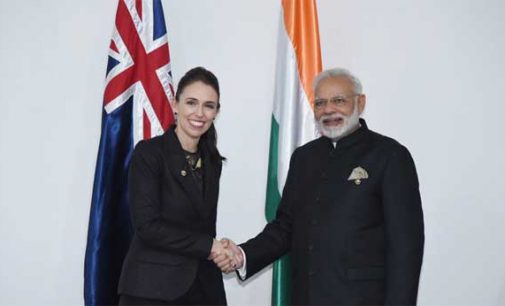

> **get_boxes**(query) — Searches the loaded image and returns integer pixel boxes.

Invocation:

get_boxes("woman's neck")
[175,127,199,153]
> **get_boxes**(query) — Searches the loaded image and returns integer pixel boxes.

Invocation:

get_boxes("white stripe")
[132,86,144,146]
[124,0,168,53]
[273,15,317,192]
[124,0,144,45]
[132,83,164,145]
[105,27,134,84]
[104,83,136,114]
[157,63,175,105]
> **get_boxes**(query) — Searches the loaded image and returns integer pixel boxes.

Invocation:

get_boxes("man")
[215,68,424,305]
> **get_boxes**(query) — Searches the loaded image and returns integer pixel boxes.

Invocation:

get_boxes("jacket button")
[311,219,318,225]
[308,244,314,251]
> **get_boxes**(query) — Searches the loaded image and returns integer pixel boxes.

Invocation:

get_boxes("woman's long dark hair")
[175,67,226,162]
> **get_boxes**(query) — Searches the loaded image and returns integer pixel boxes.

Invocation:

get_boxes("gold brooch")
[347,166,368,185]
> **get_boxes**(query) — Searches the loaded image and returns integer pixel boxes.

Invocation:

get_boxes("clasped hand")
[208,238,244,273]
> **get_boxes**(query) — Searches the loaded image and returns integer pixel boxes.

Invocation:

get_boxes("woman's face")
[173,81,219,142]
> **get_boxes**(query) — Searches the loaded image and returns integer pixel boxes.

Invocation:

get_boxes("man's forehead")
[315,77,354,96]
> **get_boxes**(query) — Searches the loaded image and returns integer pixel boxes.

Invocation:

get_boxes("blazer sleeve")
[239,149,299,278]
[382,145,425,305]
[128,141,213,260]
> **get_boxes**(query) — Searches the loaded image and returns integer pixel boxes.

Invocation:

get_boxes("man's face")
[314,76,366,140]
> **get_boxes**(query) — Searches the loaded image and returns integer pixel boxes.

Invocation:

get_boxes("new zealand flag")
[84,1,174,305]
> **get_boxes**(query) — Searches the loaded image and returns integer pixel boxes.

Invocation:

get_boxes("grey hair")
[313,68,363,94]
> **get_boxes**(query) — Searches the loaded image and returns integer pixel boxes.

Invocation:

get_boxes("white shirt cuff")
[237,246,247,280]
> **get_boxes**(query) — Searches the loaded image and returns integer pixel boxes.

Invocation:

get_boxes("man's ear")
[358,94,366,114]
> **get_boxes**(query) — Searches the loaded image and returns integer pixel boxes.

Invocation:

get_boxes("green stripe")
[271,255,292,306]
[265,115,292,306]
[265,115,281,222]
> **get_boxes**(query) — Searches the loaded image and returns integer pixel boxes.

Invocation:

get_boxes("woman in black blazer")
[118,67,232,305]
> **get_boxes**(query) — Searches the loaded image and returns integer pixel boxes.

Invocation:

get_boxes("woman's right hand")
[209,239,226,259]
[209,239,236,272]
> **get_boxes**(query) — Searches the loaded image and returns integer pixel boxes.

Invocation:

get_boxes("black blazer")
[118,126,225,303]
[241,119,424,305]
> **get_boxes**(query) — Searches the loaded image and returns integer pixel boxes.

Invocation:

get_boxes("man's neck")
[331,122,362,145]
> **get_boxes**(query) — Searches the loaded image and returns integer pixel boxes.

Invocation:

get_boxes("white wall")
[0,0,504,305]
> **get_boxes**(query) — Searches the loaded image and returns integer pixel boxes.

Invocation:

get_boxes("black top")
[183,149,204,194]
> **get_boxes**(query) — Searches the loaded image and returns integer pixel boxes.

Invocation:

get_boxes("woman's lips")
[189,119,205,128]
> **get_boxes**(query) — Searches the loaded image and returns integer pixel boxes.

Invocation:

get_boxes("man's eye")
[333,97,346,104]
[314,100,325,107]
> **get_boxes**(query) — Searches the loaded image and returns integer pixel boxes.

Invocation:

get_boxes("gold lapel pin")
[181,170,187,177]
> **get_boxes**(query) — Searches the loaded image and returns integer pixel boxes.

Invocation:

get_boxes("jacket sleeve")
[128,141,213,260]
[382,145,425,305]
[239,149,299,279]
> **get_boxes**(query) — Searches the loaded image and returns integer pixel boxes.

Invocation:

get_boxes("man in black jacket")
[216,68,424,305]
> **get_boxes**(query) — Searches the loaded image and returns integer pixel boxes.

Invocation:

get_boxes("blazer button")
[308,270,316,276]
[311,219,319,225]
[308,244,314,251]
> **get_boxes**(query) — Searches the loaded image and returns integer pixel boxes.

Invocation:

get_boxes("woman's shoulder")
[134,134,165,152]
[131,134,169,168]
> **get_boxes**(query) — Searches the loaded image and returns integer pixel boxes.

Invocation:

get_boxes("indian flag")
[265,0,322,305]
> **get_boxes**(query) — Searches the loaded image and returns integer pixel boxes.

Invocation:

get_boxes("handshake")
[208,238,244,274]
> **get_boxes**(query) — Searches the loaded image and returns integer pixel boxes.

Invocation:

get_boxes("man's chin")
[321,128,344,140]
[323,123,343,129]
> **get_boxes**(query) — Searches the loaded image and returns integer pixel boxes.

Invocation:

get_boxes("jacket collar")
[321,118,369,150]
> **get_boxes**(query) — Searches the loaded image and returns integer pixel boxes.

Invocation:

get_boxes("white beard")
[316,102,361,141]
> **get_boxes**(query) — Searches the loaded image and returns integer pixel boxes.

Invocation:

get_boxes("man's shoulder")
[366,128,412,157]
[295,137,328,154]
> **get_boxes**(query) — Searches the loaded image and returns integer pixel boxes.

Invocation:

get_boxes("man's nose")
[323,101,336,114]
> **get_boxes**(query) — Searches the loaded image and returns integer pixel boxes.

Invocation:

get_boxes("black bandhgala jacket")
[241,119,424,306]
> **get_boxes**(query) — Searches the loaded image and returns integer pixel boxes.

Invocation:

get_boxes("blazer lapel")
[201,150,218,220]
[162,127,205,218]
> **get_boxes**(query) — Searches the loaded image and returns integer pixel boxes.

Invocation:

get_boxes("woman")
[118,67,230,305]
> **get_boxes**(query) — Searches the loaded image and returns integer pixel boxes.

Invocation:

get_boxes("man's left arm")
[382,145,425,305]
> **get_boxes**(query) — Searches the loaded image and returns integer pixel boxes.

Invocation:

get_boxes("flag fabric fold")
[265,1,322,305]
[84,1,174,305]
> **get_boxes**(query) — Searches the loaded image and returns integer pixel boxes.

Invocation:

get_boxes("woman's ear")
[171,100,178,114]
